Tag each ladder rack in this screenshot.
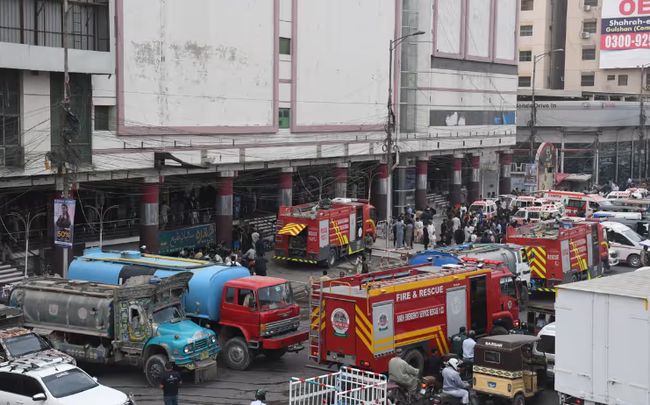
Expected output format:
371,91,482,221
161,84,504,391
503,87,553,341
308,277,323,362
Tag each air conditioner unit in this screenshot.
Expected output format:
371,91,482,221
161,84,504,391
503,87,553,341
645,84,650,90
584,5,591,11
581,32,591,39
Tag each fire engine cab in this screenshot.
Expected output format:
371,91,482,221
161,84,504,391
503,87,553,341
308,261,520,374
274,198,377,267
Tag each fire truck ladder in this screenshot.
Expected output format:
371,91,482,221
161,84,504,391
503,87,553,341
308,277,323,362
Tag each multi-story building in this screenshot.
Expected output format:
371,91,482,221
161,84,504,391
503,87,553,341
515,0,650,189
0,0,518,276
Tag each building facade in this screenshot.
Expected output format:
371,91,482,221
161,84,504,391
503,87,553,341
0,0,518,275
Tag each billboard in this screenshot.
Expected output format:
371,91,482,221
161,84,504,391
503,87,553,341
601,0,650,68
54,199,76,248
158,223,216,254
524,164,538,186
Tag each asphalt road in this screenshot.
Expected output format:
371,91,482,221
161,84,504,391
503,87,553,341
90,258,638,405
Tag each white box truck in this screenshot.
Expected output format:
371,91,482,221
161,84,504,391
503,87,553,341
555,271,650,405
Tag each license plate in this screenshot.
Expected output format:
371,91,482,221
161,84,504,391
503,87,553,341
420,388,426,395
200,351,209,360
488,382,497,388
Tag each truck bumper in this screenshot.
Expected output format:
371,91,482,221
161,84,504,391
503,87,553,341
260,330,309,350
179,355,217,371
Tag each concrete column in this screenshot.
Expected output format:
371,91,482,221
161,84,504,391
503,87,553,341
334,167,347,198
140,177,160,253
279,168,294,207
372,164,388,220
449,154,463,207
468,155,481,203
499,151,513,194
415,159,428,210
216,172,235,247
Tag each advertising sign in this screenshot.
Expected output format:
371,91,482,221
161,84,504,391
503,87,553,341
601,0,650,68
158,223,216,254
54,199,76,248
524,164,538,186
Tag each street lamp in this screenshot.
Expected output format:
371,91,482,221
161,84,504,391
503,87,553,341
86,204,119,250
530,48,564,158
385,30,425,247
9,212,46,278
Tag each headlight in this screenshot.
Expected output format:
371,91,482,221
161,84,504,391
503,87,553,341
183,344,192,354
210,335,217,344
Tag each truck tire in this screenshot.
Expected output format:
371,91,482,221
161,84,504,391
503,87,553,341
327,248,337,268
519,285,529,311
403,348,425,374
263,347,288,360
628,254,642,268
144,354,168,387
511,393,525,405
224,337,253,371
489,326,509,336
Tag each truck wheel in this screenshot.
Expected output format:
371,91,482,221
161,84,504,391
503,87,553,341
628,254,642,268
327,248,337,268
263,347,288,360
511,393,525,405
519,285,529,311
490,326,509,336
403,349,425,374
224,337,253,371
144,354,168,387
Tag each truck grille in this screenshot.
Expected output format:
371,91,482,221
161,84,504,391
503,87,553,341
193,338,208,352
266,315,300,336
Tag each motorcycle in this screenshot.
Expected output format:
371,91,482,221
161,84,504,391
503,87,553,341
387,378,437,405
431,389,480,405
442,354,472,382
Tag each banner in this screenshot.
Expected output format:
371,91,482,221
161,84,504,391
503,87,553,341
524,164,538,186
158,223,216,254
54,199,76,248
601,0,650,68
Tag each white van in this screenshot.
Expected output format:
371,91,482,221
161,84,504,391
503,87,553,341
600,221,650,267
533,322,555,379
468,200,497,219
543,190,610,217
513,206,561,225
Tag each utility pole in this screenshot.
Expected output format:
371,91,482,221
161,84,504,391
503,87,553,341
61,0,71,278
10,212,47,278
530,49,564,159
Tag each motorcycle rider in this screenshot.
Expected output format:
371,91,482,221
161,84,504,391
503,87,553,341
251,388,267,405
388,347,420,397
442,358,470,404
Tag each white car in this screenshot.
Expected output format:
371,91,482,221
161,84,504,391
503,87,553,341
0,357,134,405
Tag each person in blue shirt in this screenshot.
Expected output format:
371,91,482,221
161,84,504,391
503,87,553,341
160,362,182,405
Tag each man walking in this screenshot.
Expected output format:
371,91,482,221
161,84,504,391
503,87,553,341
160,362,182,405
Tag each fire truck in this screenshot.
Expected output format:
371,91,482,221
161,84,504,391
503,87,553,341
507,221,607,292
274,198,378,267
308,261,521,374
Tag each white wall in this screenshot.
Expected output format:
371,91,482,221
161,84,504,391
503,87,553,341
494,0,517,62
20,72,51,174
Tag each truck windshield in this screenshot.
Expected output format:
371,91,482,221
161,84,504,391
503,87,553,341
258,283,295,311
622,228,643,243
42,368,98,398
153,304,185,324
4,333,50,357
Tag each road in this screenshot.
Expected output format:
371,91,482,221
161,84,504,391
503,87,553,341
92,254,637,405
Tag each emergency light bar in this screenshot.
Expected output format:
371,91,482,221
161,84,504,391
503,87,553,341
460,257,504,266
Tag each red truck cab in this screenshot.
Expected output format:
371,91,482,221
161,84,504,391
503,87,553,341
218,276,308,370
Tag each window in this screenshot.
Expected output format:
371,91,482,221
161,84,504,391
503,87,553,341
238,289,256,310
519,50,532,61
646,72,650,85
528,211,540,219
0,373,44,397
583,20,597,33
518,76,532,87
618,74,628,86
612,232,633,246
225,287,236,304
536,335,555,354
521,0,534,10
0,69,21,168
500,277,518,299
280,38,291,55
567,199,586,209
94,106,110,131
520,25,533,36
584,0,598,6
484,351,501,364
582,48,596,60
279,108,291,129
607,75,616,81
581,74,595,86
41,369,98,398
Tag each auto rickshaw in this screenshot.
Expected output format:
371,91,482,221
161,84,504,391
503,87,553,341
472,335,546,405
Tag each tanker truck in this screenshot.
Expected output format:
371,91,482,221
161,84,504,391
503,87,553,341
68,249,309,371
8,272,219,387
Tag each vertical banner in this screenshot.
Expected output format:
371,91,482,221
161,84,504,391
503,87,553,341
54,199,76,248
524,164,538,186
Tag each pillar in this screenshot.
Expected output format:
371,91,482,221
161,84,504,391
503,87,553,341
449,154,463,207
468,155,481,203
279,168,294,207
372,164,388,220
500,151,513,195
415,159,428,210
140,177,160,253
334,166,348,198
216,172,235,247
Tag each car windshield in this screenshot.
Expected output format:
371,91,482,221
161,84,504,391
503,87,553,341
4,333,50,357
41,368,98,398
622,228,643,243
153,304,185,324
258,283,295,311
468,204,483,212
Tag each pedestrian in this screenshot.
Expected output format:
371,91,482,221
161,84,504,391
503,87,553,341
253,255,268,276
415,217,424,243
423,226,430,250
405,220,414,249
449,327,467,357
454,227,465,245
361,254,369,274
427,222,436,246
320,270,331,281
394,218,405,248
452,215,461,233
255,237,265,258
159,362,182,405
251,228,260,244
364,232,374,260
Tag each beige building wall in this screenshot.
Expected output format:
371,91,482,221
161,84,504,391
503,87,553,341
518,0,553,89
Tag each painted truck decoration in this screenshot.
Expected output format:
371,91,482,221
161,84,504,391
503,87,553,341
68,249,308,371
309,262,521,374
275,198,378,266
8,273,219,387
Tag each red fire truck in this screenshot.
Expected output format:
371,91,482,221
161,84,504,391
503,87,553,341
507,220,607,292
308,261,521,373
274,198,378,267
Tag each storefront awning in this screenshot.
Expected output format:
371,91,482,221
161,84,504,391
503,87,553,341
278,223,306,236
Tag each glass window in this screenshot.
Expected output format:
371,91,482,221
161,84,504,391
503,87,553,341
521,0,534,11
584,0,598,6
520,25,533,37
500,277,518,299
537,335,555,354
581,74,595,87
94,106,110,131
568,199,585,209
583,20,597,33
279,38,291,55
528,211,540,219
19,376,45,397
258,283,295,311
518,76,532,87
225,287,236,304
4,333,50,358
484,351,501,364
618,75,628,86
279,108,291,129
153,304,184,324
238,289,256,310
41,368,98,398
607,75,616,81
0,69,21,168
0,372,20,395
582,48,596,60
519,51,532,61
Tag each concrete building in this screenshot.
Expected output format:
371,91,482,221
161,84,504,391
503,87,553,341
0,0,518,276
